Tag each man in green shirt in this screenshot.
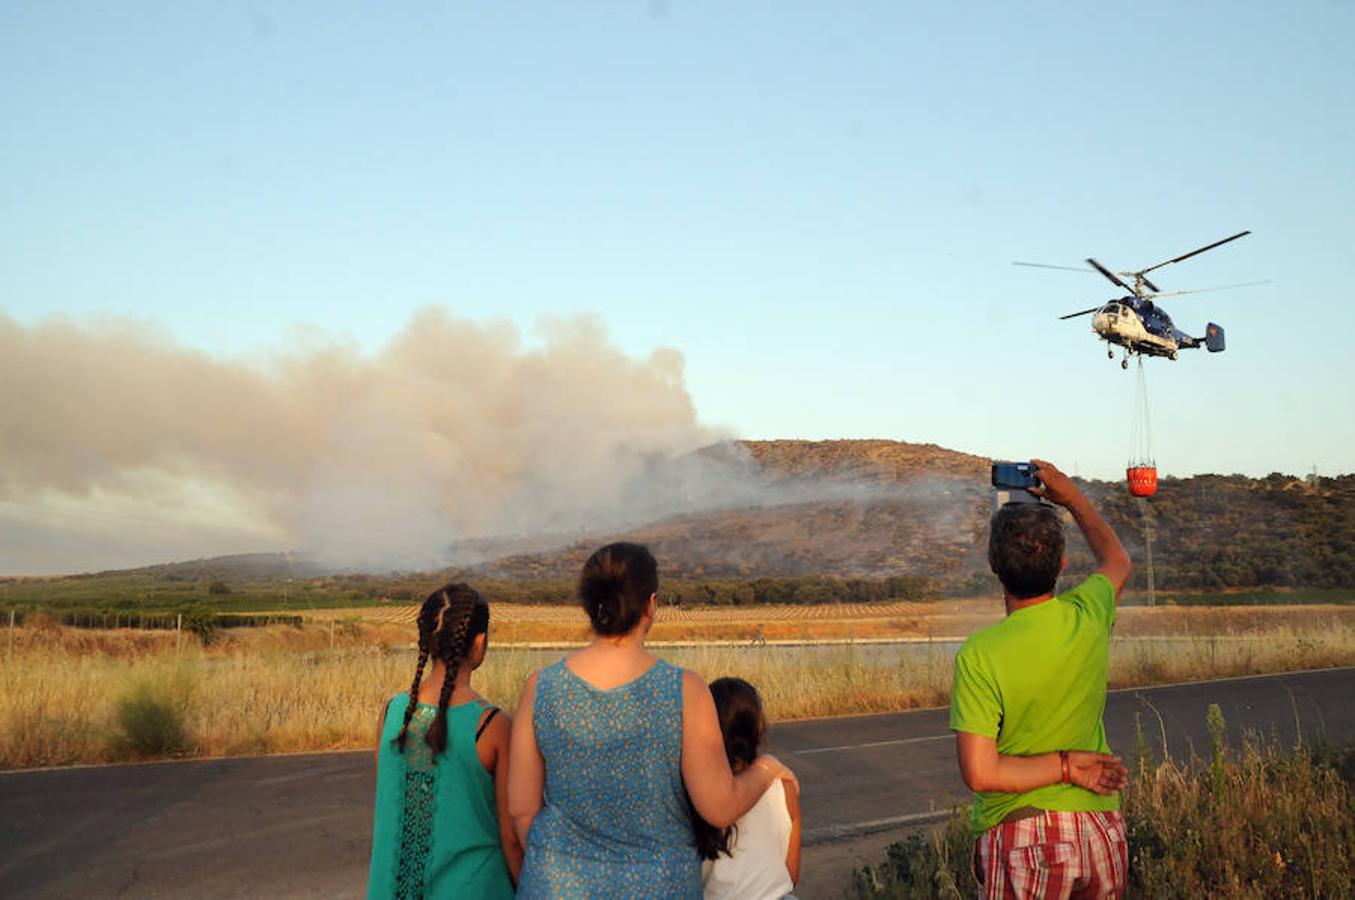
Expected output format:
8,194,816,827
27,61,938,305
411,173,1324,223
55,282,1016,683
950,460,1132,899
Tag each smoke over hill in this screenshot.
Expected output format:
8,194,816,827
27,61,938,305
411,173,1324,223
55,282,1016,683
0,308,992,576
0,308,716,573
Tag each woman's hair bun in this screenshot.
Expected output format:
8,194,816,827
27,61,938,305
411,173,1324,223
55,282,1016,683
578,542,658,637
580,571,624,628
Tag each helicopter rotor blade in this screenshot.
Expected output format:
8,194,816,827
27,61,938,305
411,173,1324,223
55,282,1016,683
1012,261,1095,273
1086,258,1133,292
1058,306,1104,320
1137,230,1251,276
1141,276,1161,292
1146,280,1269,299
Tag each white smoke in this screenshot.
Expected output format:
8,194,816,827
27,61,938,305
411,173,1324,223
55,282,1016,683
0,308,717,573
0,308,992,576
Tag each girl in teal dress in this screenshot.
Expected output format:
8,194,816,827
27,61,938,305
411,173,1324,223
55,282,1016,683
367,584,521,899
507,543,798,899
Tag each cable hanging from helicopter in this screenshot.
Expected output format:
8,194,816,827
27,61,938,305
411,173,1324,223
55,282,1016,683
1127,357,1157,497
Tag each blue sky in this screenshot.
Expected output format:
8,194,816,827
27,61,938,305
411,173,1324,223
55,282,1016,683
3,0,1352,487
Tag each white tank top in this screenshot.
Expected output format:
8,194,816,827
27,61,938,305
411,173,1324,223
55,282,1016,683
701,779,794,900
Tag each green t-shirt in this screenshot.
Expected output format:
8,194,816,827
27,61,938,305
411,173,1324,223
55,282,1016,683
949,574,1119,834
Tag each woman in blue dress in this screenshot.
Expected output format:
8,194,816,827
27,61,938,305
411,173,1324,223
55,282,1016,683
508,542,798,898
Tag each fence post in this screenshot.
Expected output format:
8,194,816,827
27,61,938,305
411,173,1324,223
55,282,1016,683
7,609,14,660
330,618,336,652
176,613,183,661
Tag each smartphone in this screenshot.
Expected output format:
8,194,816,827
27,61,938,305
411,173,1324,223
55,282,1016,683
991,461,1040,490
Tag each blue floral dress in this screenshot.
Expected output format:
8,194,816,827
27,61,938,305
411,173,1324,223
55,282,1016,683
517,658,701,899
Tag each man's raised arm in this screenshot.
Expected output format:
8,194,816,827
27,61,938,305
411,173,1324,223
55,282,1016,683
1030,459,1132,596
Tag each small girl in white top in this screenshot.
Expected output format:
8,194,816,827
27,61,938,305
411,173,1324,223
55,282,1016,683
693,677,802,900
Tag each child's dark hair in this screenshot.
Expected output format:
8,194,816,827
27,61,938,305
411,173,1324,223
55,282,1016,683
578,542,658,636
690,677,767,860
393,582,489,756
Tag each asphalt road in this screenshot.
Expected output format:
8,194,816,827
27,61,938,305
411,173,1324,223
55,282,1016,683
3,667,1353,899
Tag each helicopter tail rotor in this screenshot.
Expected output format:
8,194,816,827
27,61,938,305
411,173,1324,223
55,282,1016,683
1205,323,1226,353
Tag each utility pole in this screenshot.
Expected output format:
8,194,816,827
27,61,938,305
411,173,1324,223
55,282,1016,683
1138,497,1156,607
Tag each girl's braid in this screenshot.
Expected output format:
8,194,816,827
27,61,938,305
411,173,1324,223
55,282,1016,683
425,594,477,754
393,589,450,752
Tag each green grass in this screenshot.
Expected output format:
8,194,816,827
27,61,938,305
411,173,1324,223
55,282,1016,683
5,567,1350,626
0,573,380,614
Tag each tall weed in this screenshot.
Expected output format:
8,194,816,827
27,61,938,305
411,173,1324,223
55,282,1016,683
847,725,1355,899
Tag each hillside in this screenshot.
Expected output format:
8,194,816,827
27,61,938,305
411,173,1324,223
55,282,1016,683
729,439,990,483
468,439,991,581
468,443,1355,592
3,440,1353,610
471,490,990,582
1089,473,1355,591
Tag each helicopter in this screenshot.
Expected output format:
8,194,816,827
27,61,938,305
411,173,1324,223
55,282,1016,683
1015,230,1264,369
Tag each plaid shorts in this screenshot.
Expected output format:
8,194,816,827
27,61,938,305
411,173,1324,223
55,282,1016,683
973,810,1128,900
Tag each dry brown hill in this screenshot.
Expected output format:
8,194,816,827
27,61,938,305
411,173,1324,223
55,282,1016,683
10,440,1353,597
471,439,994,581
471,444,1355,592
733,439,990,483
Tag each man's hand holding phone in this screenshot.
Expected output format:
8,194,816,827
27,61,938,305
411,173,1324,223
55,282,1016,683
1028,459,1085,509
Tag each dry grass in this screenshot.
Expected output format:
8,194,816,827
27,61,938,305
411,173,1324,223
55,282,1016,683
847,724,1355,899
306,599,1355,645
311,600,943,644
3,609,1354,770
0,632,949,769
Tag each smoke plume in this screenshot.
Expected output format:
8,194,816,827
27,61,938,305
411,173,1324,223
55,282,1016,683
0,308,717,573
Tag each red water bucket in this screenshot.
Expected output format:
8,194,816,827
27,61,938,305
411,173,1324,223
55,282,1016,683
1127,465,1158,497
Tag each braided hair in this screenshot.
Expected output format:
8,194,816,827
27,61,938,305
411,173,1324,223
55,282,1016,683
393,583,490,755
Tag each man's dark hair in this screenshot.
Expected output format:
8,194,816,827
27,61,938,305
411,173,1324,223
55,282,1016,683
988,503,1066,599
